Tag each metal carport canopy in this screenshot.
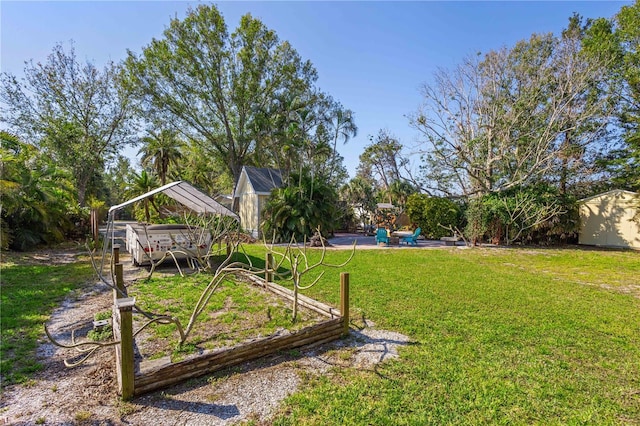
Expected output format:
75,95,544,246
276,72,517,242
108,181,238,219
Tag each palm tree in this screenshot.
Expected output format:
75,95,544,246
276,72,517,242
179,143,233,195
253,92,306,178
0,132,23,215
125,170,161,223
341,176,378,213
262,169,338,242
138,129,183,185
327,107,357,180
386,180,418,211
1,131,75,250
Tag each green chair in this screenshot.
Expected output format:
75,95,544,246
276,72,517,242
401,227,421,246
376,228,390,246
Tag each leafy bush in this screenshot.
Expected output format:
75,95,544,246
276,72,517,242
262,170,338,243
405,194,461,239
94,310,112,321
464,195,506,245
1,132,79,250
464,185,579,245
87,325,113,342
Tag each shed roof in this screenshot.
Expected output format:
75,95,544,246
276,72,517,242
108,181,238,219
578,189,638,204
242,166,283,194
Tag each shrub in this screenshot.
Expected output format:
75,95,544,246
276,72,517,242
405,194,461,239
262,170,338,243
464,195,507,245
464,185,578,245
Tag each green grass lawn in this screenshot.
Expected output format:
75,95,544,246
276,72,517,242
242,246,639,425
2,245,639,424
0,254,95,385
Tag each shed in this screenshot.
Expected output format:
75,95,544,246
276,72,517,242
578,189,640,249
234,166,283,239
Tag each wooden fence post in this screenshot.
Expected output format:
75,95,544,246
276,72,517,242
112,245,126,301
266,252,273,283
114,263,126,301
113,244,120,266
116,297,136,400
90,208,99,243
340,272,350,336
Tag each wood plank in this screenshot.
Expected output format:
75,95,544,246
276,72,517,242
244,274,341,317
134,318,344,394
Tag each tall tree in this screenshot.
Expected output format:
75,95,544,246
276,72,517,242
0,43,135,205
357,129,408,203
252,92,310,177
325,105,357,182
124,5,318,187
103,154,135,208
138,129,184,185
584,1,640,190
411,31,612,197
548,14,613,195
125,170,161,223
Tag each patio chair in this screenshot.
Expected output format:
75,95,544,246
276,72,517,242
375,228,390,246
401,227,421,246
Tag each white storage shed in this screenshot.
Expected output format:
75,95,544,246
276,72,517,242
578,189,640,249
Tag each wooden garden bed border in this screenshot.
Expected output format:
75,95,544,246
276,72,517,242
111,248,350,399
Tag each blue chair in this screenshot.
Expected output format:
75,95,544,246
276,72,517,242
401,227,421,246
375,228,390,246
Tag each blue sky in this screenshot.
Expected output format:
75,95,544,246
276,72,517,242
1,1,630,178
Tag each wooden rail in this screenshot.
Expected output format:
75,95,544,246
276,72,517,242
134,317,343,395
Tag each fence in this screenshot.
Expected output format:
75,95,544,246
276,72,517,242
111,247,350,399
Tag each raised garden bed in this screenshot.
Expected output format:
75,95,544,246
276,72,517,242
112,261,350,398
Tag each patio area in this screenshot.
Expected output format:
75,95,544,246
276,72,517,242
327,233,464,249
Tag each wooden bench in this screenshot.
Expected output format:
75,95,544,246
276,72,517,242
440,236,460,246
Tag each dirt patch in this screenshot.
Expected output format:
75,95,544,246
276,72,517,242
1,250,412,425
1,279,119,425
1,247,84,266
